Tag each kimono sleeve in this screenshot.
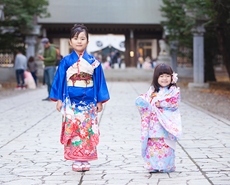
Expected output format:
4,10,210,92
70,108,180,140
93,63,110,103
159,88,180,111
135,96,151,157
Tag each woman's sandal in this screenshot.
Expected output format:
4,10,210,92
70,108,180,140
81,162,90,171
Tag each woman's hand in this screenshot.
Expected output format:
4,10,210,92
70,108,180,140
56,100,63,112
96,102,103,112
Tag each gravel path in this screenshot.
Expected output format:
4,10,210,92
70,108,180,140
180,81,230,121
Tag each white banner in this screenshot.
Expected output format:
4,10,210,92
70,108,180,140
87,34,125,53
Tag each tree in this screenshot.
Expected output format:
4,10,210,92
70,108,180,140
160,0,230,81
211,0,230,79
160,0,193,62
0,0,49,53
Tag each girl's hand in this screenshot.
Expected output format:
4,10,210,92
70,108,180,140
155,101,160,108
56,100,63,112
96,102,103,112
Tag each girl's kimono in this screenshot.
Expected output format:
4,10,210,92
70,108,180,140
135,86,182,172
50,51,110,161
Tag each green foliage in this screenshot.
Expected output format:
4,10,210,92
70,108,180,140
160,0,193,60
0,0,49,52
160,0,230,79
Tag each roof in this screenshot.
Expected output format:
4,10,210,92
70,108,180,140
38,0,165,24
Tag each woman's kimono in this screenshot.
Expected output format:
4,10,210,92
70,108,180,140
50,50,110,161
135,86,182,172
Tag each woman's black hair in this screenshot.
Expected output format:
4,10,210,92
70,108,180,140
151,63,176,92
70,24,89,41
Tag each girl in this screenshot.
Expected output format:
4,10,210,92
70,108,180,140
135,63,182,173
50,24,110,172
27,56,38,86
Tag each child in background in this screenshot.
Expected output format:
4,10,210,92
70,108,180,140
24,70,36,89
27,56,38,86
135,63,182,173
49,24,110,172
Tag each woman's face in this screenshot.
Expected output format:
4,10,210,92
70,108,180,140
158,73,171,87
69,31,88,55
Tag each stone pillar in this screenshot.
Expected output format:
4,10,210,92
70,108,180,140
25,36,36,58
129,29,135,67
188,24,209,88
194,32,204,83
24,25,44,84
124,34,130,67
0,5,5,21
24,25,41,58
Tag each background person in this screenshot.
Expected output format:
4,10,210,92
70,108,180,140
51,45,63,67
138,56,144,68
27,56,38,86
14,50,27,90
38,38,57,101
24,70,36,89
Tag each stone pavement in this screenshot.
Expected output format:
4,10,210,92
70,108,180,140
0,82,230,185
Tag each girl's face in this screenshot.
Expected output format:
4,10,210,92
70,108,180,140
69,31,89,55
158,73,171,87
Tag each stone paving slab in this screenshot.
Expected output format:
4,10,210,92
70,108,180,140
0,82,230,185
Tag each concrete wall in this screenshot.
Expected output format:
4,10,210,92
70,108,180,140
0,61,44,82
0,67,15,82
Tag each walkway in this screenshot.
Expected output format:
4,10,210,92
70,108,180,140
0,81,230,185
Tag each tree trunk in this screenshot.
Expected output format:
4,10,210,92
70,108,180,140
204,59,216,82
217,28,230,79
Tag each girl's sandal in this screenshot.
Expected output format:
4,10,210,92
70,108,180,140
82,162,90,171
72,162,83,172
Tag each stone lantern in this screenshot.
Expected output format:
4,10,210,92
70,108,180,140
157,39,171,67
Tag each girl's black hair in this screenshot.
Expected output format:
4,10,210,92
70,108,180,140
151,63,176,92
28,56,34,62
70,24,89,41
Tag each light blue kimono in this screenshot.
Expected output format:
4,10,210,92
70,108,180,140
135,86,182,172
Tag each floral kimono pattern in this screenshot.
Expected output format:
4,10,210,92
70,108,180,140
135,86,182,172
61,100,99,161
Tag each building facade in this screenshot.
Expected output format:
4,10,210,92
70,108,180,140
37,0,165,67
0,0,166,83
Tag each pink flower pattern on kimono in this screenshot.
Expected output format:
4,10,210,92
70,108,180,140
61,102,100,161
